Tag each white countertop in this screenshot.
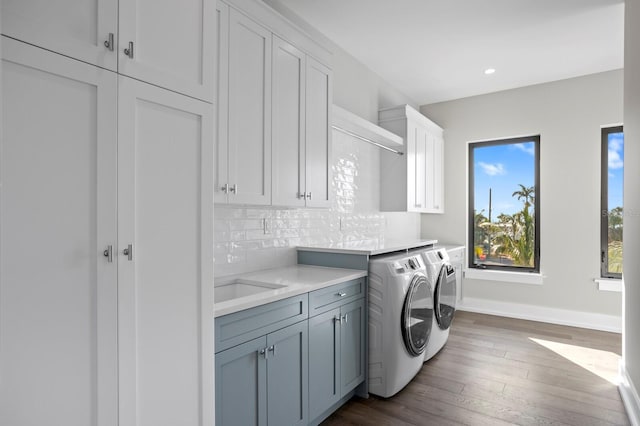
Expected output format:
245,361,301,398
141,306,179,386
296,238,438,256
214,265,367,317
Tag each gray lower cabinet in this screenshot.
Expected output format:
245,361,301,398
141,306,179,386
214,278,366,426
215,295,309,426
308,297,365,423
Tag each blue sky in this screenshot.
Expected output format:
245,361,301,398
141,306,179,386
608,131,624,210
473,141,536,218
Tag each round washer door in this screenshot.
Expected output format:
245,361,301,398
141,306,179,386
401,273,433,357
435,263,457,330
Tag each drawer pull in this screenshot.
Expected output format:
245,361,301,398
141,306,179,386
268,345,276,357
342,313,348,324
336,292,347,297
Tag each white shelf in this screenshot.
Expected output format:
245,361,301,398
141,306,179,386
332,104,403,151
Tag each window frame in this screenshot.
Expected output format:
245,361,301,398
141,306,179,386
600,125,623,279
468,135,541,273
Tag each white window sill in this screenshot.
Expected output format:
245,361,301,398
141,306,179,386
464,268,544,285
594,278,622,292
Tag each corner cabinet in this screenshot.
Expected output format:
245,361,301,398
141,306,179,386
1,0,215,101
215,0,332,207
378,105,445,213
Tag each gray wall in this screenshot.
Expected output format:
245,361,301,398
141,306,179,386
623,0,640,409
420,70,623,316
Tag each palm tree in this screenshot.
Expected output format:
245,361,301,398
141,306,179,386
512,184,535,209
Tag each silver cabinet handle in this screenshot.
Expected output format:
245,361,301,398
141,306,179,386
336,292,347,297
342,313,348,324
103,245,113,263
123,244,133,261
104,33,114,51
229,184,237,194
298,192,306,199
268,345,276,357
306,192,312,200
333,315,342,324
124,41,134,58
259,348,267,359
221,183,229,194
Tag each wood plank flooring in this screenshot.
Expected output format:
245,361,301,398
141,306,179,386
322,311,629,426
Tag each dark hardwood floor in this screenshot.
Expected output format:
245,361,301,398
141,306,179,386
322,311,628,426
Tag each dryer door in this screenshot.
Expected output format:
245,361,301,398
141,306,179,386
435,263,457,330
401,273,433,357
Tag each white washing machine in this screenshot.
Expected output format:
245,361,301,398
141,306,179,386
368,251,433,398
421,248,457,362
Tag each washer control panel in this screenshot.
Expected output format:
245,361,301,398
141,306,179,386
393,256,423,274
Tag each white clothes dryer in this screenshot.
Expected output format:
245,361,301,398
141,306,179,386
421,248,457,362
368,251,433,398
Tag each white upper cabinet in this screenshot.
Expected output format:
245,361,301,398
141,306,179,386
216,4,272,205
1,36,118,426
1,0,215,101
271,37,332,208
118,0,215,101
304,56,332,208
217,0,332,207
272,35,306,207
379,104,445,213
1,0,118,71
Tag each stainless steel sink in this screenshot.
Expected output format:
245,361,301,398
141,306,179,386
214,280,286,303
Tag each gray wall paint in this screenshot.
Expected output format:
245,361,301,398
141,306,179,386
624,0,640,402
420,70,623,316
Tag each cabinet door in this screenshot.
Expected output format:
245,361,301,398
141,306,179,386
117,76,214,426
1,0,118,71
0,37,118,426
308,308,341,421
215,336,267,426
266,321,309,426
227,9,272,205
415,124,428,212
214,0,230,204
272,36,306,207
118,0,215,101
432,134,444,213
305,57,332,208
405,122,419,211
340,298,366,396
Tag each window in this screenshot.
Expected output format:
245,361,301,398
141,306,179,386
601,126,623,279
468,136,540,272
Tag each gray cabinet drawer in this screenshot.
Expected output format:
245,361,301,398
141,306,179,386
309,278,365,316
215,294,308,353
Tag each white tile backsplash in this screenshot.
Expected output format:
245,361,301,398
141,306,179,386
214,129,419,277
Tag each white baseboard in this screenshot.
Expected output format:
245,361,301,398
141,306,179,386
620,363,640,426
457,297,622,333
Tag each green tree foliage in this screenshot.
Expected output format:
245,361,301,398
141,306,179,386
475,184,536,267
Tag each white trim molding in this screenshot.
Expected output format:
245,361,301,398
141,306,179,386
619,362,640,426
594,277,623,292
458,297,622,333
464,268,544,285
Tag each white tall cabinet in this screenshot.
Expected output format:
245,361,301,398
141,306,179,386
1,0,215,101
1,36,119,426
378,104,445,213
1,12,214,426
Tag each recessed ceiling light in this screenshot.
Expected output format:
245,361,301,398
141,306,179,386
484,68,496,75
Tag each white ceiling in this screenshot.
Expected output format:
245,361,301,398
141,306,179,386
274,0,624,105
